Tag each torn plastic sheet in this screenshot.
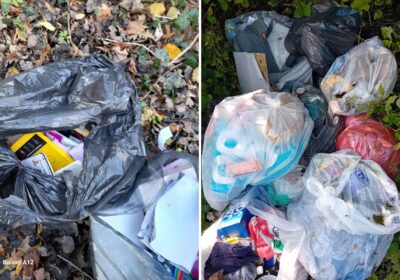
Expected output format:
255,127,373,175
91,216,174,280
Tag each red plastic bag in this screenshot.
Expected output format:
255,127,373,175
336,114,400,179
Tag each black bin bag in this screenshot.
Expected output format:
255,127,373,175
285,0,360,77
0,55,146,227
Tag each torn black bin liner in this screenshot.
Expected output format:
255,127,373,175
285,0,360,77
0,55,146,227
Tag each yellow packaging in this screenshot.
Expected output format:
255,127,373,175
11,132,74,172
222,236,253,244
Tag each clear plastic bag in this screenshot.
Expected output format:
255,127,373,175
287,150,400,279
336,114,400,179
202,90,313,210
201,186,308,280
321,37,397,115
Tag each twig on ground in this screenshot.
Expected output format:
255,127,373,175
155,15,174,20
100,38,156,56
168,33,199,66
57,255,94,280
66,0,84,56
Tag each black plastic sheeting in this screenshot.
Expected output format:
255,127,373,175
0,55,146,227
285,0,360,77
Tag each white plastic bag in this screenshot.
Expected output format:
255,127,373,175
202,90,313,210
201,186,308,280
321,37,397,115
287,150,400,280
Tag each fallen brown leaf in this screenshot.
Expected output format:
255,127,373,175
128,58,137,75
33,268,45,280
44,0,56,14
126,21,146,36
96,4,113,21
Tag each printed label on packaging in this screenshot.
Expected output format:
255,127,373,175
21,153,54,175
15,134,46,160
226,160,261,176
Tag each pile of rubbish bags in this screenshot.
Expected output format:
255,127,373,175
0,55,199,279
202,1,400,279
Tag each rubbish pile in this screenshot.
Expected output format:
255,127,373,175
0,55,199,279
202,1,400,279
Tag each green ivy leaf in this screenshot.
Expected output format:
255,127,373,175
395,131,400,142
385,95,397,113
294,1,311,19
381,26,393,41
207,15,217,25
173,11,191,30
218,0,228,11
154,48,170,66
351,0,370,14
183,53,199,68
373,10,383,20
233,0,249,8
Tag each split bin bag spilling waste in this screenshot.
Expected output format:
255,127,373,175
0,55,146,226
0,55,200,279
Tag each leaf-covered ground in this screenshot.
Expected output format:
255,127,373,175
0,0,199,279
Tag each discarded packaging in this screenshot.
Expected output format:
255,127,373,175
11,132,75,172
92,151,199,279
202,89,313,210
226,11,313,92
201,186,308,280
321,37,397,115
288,150,400,279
